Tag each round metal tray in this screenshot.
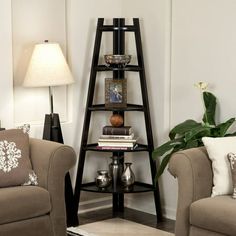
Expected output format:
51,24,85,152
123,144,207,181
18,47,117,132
104,54,131,66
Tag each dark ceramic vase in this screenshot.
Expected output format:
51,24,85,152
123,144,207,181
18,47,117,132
109,156,123,190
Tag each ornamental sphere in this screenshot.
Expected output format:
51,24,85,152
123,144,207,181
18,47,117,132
110,114,124,127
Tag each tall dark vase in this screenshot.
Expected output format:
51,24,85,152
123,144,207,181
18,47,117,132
109,156,123,191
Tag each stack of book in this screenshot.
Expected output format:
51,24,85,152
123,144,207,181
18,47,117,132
96,126,138,150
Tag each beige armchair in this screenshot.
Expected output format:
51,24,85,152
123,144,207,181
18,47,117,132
169,147,236,236
0,138,76,236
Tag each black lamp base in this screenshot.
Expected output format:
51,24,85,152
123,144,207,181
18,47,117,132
43,113,63,142
43,113,79,226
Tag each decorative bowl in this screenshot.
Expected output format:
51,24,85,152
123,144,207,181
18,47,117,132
104,54,131,66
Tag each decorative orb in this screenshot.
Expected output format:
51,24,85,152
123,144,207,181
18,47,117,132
110,114,124,127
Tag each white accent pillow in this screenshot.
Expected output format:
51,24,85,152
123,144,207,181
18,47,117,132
202,136,236,197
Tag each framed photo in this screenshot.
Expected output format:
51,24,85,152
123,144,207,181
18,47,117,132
105,78,127,108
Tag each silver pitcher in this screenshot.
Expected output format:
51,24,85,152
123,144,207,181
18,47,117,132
95,170,111,189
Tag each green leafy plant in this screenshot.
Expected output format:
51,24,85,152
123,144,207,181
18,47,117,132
152,83,236,179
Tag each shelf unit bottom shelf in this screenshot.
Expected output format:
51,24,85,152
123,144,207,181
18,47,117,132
80,181,155,193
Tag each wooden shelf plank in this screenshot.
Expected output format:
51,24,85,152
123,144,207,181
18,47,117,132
81,181,155,193
99,25,136,32
84,143,150,152
88,104,144,112
95,65,142,72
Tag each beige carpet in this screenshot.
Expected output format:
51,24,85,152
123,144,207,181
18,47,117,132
68,218,174,236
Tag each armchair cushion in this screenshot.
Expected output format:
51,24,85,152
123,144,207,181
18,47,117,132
0,186,50,225
190,195,236,236
0,129,38,187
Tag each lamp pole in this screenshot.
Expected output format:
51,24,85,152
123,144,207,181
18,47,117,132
49,86,54,114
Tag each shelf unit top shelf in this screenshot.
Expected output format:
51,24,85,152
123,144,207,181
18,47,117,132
81,181,155,193
99,25,136,32
88,104,144,112
95,65,142,72
84,143,150,152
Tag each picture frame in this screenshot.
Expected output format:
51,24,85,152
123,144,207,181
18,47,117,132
105,78,127,108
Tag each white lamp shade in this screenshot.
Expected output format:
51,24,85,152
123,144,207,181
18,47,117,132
23,42,74,87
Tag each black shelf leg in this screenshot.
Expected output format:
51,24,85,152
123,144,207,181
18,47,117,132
112,18,125,214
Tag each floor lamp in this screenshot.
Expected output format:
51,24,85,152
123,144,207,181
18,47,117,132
23,41,78,226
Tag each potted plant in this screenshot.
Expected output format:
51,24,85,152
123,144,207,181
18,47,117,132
152,82,236,179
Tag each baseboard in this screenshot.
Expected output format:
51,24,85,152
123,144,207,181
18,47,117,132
163,206,176,220
123,202,176,220
78,196,112,214
124,194,176,220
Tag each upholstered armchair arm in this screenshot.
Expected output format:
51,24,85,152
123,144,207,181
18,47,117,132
29,138,76,236
168,147,213,236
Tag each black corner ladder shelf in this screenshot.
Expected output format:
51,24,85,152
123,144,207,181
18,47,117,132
73,18,162,225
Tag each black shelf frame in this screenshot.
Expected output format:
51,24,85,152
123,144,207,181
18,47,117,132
73,18,162,226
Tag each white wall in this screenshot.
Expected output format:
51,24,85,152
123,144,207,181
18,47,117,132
171,0,236,126
0,1,14,128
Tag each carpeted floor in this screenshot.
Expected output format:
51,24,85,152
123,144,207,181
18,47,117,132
67,218,174,236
